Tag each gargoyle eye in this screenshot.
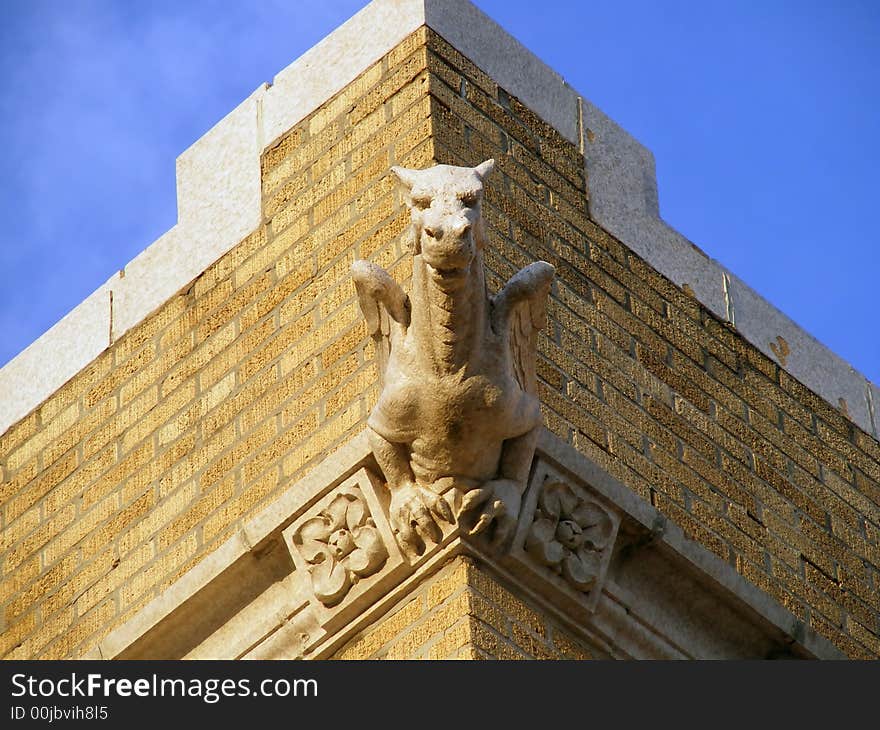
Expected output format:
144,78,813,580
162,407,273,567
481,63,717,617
459,191,479,207
412,196,431,210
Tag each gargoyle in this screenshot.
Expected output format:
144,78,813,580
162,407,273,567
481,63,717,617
351,159,554,559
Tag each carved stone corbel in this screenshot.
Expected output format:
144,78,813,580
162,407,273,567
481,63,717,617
510,458,621,613
282,468,407,630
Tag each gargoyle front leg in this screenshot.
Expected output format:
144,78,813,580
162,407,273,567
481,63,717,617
367,427,454,559
462,426,538,549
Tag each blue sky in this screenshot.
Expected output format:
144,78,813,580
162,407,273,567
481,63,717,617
0,0,877,385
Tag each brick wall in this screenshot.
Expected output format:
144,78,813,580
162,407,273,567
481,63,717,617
1,26,879,659
333,557,596,659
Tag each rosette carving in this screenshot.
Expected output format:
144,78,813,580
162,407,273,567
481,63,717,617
525,482,615,592
294,488,387,607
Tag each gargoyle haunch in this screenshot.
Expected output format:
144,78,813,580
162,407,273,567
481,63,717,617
352,159,554,559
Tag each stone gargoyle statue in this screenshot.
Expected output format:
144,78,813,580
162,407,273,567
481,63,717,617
351,159,554,559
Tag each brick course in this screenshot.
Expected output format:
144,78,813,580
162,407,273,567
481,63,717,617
333,557,596,660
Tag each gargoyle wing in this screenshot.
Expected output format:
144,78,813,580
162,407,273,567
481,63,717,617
492,261,555,395
351,260,410,387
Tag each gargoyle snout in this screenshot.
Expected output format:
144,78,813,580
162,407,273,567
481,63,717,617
424,221,471,241
422,217,475,271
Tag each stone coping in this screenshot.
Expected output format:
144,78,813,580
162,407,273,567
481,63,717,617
1,0,877,440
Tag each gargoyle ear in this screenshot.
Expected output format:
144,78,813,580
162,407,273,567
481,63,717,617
390,165,418,191
474,158,495,181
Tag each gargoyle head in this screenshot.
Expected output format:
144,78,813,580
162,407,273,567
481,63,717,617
391,159,494,287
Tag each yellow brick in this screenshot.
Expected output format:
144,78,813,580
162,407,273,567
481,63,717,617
320,322,367,370
151,433,197,492
5,450,78,524
349,47,427,126
1,456,39,514
265,121,341,198
42,491,118,567
4,552,78,625
0,609,36,658
0,411,38,457
25,603,75,658
425,560,470,608
456,645,481,660
120,534,198,609
280,434,323,478
261,126,304,177
335,636,377,660
76,541,154,617
2,503,75,576
466,591,511,639
0,553,41,606
123,380,197,454
120,334,193,407
159,475,235,551
394,117,432,161
81,489,157,559
313,153,390,226
84,385,157,460
354,173,397,217
241,313,313,384
83,439,154,510
358,210,408,260
405,590,470,651
310,402,364,456
427,617,471,660
41,596,115,660
0,504,40,553
465,562,546,638
118,480,197,556
387,26,427,69
425,29,496,95
469,619,525,660
308,80,362,136
510,622,555,659
551,630,593,660
366,596,425,650
5,427,48,474
397,135,436,169
84,344,154,409
264,169,311,220
39,550,116,621
45,398,115,471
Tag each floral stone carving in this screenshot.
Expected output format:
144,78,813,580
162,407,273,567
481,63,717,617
292,487,387,607
525,482,615,592
351,160,554,560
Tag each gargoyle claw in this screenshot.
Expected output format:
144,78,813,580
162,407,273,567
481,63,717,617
390,484,453,559
461,478,521,550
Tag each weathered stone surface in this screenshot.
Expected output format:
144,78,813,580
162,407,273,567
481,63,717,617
352,160,554,559
283,468,408,632
520,471,619,602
